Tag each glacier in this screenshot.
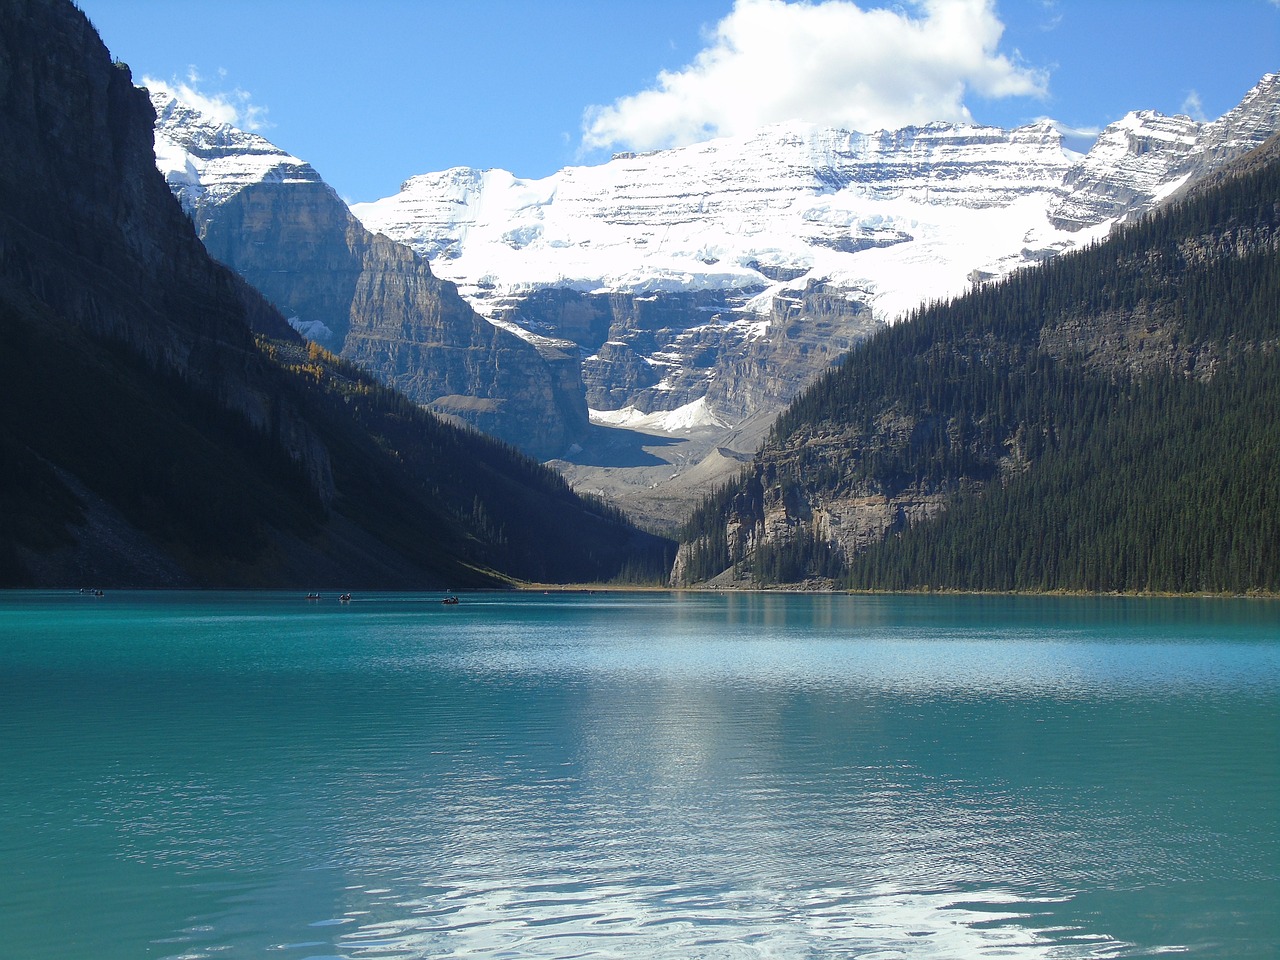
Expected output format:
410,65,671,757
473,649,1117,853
353,74,1280,339
351,119,1088,327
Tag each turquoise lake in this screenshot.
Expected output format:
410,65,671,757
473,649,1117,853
1,590,1276,959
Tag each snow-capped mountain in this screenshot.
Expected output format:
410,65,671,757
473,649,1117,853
352,119,1080,327
349,74,1278,447
358,75,1280,312
349,119,1089,461
149,74,1280,529
150,89,592,460
152,91,323,218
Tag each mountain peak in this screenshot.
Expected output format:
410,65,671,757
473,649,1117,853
150,88,327,214
1195,70,1280,160
353,114,1076,326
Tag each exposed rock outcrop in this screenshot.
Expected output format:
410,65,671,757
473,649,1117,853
496,283,880,426
151,92,588,459
1048,73,1280,231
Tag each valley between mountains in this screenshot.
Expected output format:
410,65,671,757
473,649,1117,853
152,73,1280,536
3,0,1278,592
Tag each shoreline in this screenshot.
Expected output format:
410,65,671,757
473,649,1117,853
517,582,1280,601
3,584,1276,602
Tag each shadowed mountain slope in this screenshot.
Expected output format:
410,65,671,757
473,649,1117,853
0,0,671,588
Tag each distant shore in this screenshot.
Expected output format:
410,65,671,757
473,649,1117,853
516,582,1280,600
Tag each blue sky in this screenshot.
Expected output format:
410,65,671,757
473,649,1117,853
82,0,1279,204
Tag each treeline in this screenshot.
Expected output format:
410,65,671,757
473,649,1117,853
678,142,1280,593
846,350,1280,593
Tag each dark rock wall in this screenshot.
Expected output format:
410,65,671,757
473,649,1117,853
0,0,334,501
498,284,881,423
192,178,589,459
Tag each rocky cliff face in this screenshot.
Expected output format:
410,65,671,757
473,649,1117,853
0,0,340,582
0,0,334,504
151,92,588,459
340,228,588,450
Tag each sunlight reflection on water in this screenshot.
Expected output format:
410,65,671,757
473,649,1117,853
0,591,1276,959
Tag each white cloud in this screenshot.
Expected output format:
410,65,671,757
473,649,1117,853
582,0,1047,153
1180,89,1207,121
1041,118,1099,140
142,68,269,131
1037,0,1063,31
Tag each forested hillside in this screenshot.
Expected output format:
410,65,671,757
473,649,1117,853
677,136,1280,593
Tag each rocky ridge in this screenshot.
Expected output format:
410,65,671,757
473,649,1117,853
1048,74,1280,230
151,91,588,458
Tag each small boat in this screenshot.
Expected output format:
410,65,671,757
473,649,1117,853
339,593,352,603
441,595,460,605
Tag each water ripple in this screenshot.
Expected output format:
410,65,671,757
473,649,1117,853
2,591,1275,959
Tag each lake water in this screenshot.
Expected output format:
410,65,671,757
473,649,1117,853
1,590,1276,959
